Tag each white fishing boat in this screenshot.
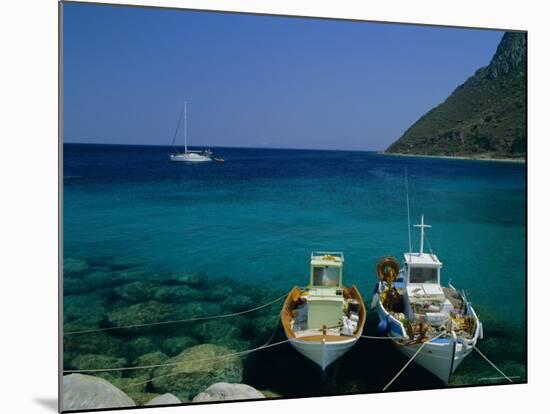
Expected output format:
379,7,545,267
281,252,366,370
372,215,483,385
169,101,213,162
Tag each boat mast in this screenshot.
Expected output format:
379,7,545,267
413,214,431,255
184,100,188,154
170,101,186,154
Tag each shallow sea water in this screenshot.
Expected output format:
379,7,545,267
63,144,526,401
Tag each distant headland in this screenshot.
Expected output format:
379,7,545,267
386,32,526,161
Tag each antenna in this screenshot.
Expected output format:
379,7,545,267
405,168,412,254
413,214,431,255
184,100,188,154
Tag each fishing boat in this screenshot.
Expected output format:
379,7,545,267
281,252,366,370
169,101,213,162
372,215,483,385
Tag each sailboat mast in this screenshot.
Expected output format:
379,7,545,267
184,100,188,154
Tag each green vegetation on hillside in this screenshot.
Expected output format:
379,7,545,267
386,32,526,159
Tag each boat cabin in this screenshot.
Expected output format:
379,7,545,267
309,252,343,288
281,251,365,340
400,216,455,325
307,252,345,330
403,252,442,286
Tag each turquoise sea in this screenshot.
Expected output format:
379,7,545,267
63,144,526,402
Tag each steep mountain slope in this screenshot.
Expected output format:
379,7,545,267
386,32,526,159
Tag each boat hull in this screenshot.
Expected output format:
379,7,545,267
170,153,212,162
374,291,478,385
281,285,366,371
289,336,358,370
395,337,472,384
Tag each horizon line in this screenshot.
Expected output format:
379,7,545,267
63,141,386,153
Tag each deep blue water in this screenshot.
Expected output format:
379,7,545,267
63,144,526,395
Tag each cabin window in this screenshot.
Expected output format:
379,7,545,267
312,266,340,286
409,266,438,284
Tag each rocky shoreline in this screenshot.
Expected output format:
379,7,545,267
63,374,267,411
382,151,525,163
63,256,283,407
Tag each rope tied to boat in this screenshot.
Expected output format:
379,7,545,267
63,339,289,375
64,292,288,335
131,338,289,388
473,345,513,383
64,317,285,382
382,331,446,391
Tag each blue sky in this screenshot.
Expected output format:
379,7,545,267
63,2,504,151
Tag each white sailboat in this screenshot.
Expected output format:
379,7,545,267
169,101,213,162
281,252,366,370
372,215,483,385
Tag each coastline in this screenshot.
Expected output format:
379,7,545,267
381,151,525,164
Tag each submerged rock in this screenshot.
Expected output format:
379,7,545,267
63,373,135,410
161,335,198,357
152,344,243,401
70,354,127,380
129,351,169,378
209,284,234,301
154,285,203,303
107,301,175,328
222,294,253,311
64,258,90,275
169,271,208,287
63,294,107,332
129,336,159,357
193,320,249,351
107,374,153,406
250,314,279,342
113,266,154,282
178,301,223,319
64,332,129,361
145,393,182,406
114,281,160,303
192,383,265,402
64,269,128,295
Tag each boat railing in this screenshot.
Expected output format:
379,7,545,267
462,302,481,344
311,251,344,261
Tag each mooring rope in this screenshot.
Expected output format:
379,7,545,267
63,338,289,375
382,332,445,391
64,317,285,375
473,345,513,383
131,339,289,388
64,293,288,335
127,318,285,388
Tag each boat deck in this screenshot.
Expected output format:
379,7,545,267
294,327,341,338
281,285,366,342
294,334,356,342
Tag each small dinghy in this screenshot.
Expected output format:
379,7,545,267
372,215,483,385
281,252,366,370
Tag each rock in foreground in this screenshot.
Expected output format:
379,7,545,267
192,383,266,402
63,374,135,411
152,344,242,401
145,393,182,406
